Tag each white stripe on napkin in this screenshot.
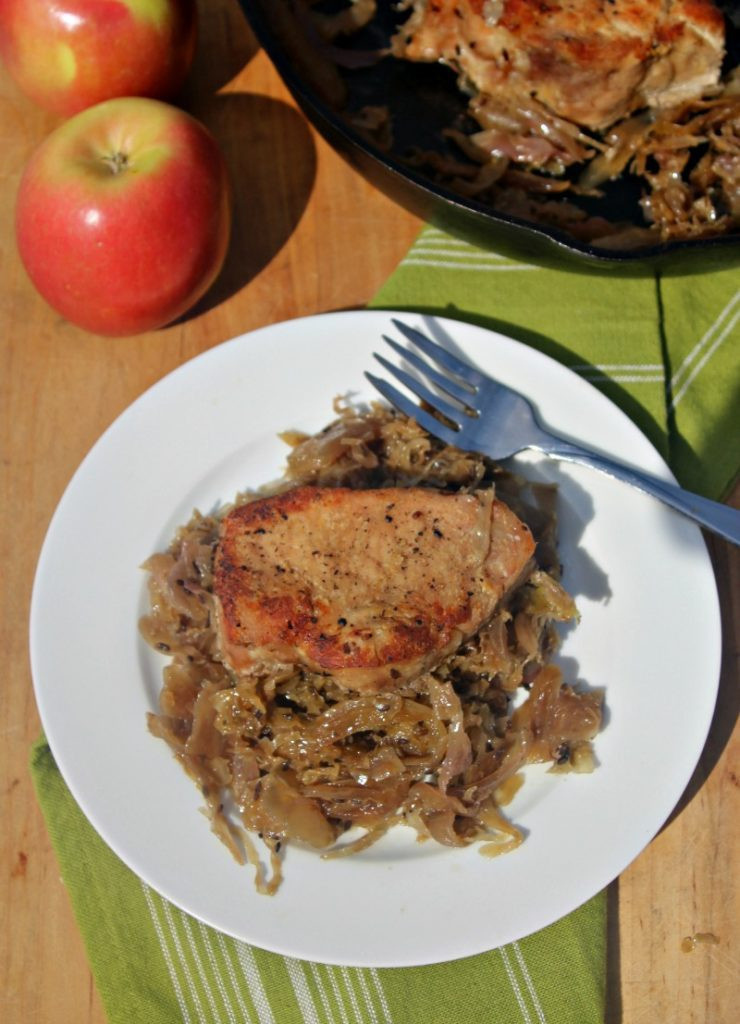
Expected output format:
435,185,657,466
142,878,394,1024
402,257,538,272
144,881,280,1024
410,247,527,262
670,289,740,410
404,228,537,271
196,920,240,1024
340,966,369,1023
308,962,337,1023
234,941,276,1024
214,929,257,1024
159,897,210,1021
369,969,394,1022
356,969,383,1024
286,958,322,1024
142,883,193,1024
575,368,665,384
512,942,548,1024
326,966,353,1024
499,945,534,1024
571,363,663,372
181,913,225,1021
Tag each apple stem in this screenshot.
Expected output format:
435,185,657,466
103,152,129,175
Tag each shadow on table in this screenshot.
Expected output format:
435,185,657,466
605,881,623,1024
184,0,260,99
179,91,317,320
605,502,738,1024
664,521,739,830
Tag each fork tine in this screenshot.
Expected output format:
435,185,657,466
391,319,486,387
364,372,461,447
381,335,476,407
372,353,469,428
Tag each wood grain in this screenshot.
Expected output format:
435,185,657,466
1,3,737,1022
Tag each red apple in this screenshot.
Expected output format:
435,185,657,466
0,0,197,117
15,96,230,336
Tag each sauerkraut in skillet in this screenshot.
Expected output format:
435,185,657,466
141,405,602,893
289,0,739,247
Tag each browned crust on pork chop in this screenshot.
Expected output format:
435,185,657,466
213,486,535,692
393,0,725,132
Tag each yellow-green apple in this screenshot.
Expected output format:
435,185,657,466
0,0,197,117
15,96,230,336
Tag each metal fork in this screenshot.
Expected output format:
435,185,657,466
365,319,740,546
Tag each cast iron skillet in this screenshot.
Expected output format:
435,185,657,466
238,0,740,270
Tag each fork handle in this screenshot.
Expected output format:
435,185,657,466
540,441,740,546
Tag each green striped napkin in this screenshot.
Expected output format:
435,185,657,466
31,226,739,1024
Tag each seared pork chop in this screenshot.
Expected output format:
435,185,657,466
393,0,725,132
213,485,535,692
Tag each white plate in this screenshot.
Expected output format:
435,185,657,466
30,311,721,967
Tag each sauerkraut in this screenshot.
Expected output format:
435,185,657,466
141,405,602,893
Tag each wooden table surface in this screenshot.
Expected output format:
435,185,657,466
1,3,737,1022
